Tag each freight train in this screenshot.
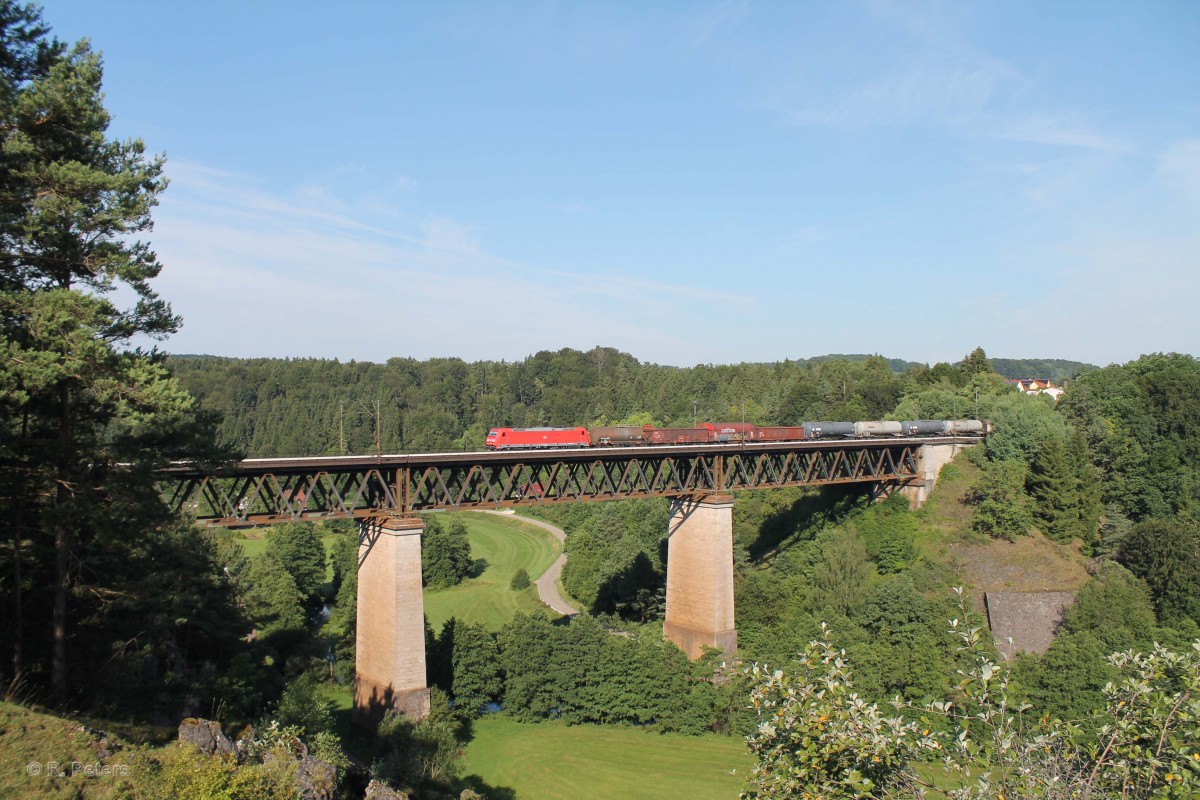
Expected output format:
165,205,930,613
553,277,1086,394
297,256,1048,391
484,419,991,450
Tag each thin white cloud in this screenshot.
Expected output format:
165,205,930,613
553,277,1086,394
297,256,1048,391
770,5,1121,156
1158,139,1200,198
686,0,751,46
783,60,1005,129
148,159,743,364
995,113,1129,153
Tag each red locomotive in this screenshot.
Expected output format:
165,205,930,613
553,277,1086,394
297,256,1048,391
485,427,591,450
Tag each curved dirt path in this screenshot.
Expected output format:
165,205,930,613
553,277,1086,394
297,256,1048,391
485,510,578,617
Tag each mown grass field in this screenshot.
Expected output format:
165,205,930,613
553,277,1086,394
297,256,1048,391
461,716,752,800
424,512,560,632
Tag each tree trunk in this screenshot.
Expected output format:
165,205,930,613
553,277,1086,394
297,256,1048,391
10,525,22,686
51,380,71,707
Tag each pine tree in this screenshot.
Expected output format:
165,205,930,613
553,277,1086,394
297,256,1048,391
959,346,993,377
1069,427,1102,546
0,2,226,703
1028,435,1076,542
266,522,327,602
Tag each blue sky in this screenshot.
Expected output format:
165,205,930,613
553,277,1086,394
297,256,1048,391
43,1,1200,367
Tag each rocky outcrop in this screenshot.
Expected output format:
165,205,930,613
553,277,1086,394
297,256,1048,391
177,718,236,757
177,717,339,800
365,779,411,800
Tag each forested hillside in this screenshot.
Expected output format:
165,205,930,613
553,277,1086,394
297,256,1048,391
167,348,1019,457
990,357,1097,382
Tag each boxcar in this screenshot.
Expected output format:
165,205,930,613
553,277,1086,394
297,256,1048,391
709,422,757,442
646,426,713,445
753,426,808,442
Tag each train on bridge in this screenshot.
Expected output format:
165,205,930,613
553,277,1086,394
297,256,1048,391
485,419,991,450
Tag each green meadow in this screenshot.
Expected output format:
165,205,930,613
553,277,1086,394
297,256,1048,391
423,512,560,632
461,716,752,800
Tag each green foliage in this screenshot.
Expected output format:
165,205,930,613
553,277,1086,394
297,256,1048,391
1097,502,1134,556
849,576,953,704
808,532,876,619
547,498,669,616
850,493,919,573
742,626,922,799
744,592,1200,800
325,529,358,683
0,1,237,708
137,745,297,800
242,555,306,638
966,459,1033,540
265,523,327,601
1118,516,1200,625
990,358,1096,382
327,525,358,596
1060,353,1200,519
496,612,715,733
1024,428,1103,545
1014,629,1118,730
448,620,502,719
1061,562,1157,651
421,515,473,589
373,688,464,795
274,672,335,737
1027,434,1082,543
959,346,993,377
509,567,531,590
981,390,1071,463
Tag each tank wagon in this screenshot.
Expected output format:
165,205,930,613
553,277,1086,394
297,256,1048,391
485,420,991,450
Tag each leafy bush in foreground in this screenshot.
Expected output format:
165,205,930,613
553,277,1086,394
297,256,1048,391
743,589,1200,799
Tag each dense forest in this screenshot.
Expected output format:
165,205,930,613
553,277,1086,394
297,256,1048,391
166,349,1095,458
1,2,1197,796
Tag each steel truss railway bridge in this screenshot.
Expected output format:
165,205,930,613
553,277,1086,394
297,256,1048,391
160,437,976,723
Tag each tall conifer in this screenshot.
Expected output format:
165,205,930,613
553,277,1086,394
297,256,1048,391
0,1,225,703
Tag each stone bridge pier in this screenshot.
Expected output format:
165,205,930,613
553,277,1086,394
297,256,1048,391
353,516,430,726
901,441,973,508
663,495,737,660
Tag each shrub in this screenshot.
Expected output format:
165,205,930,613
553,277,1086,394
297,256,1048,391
510,568,531,590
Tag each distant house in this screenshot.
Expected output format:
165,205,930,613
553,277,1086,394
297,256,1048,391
1006,378,1065,400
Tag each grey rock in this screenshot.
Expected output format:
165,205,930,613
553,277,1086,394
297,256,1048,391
177,718,236,757
295,755,338,800
365,779,410,800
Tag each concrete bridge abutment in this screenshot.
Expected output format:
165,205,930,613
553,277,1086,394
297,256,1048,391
901,442,973,508
663,495,737,660
353,516,431,727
